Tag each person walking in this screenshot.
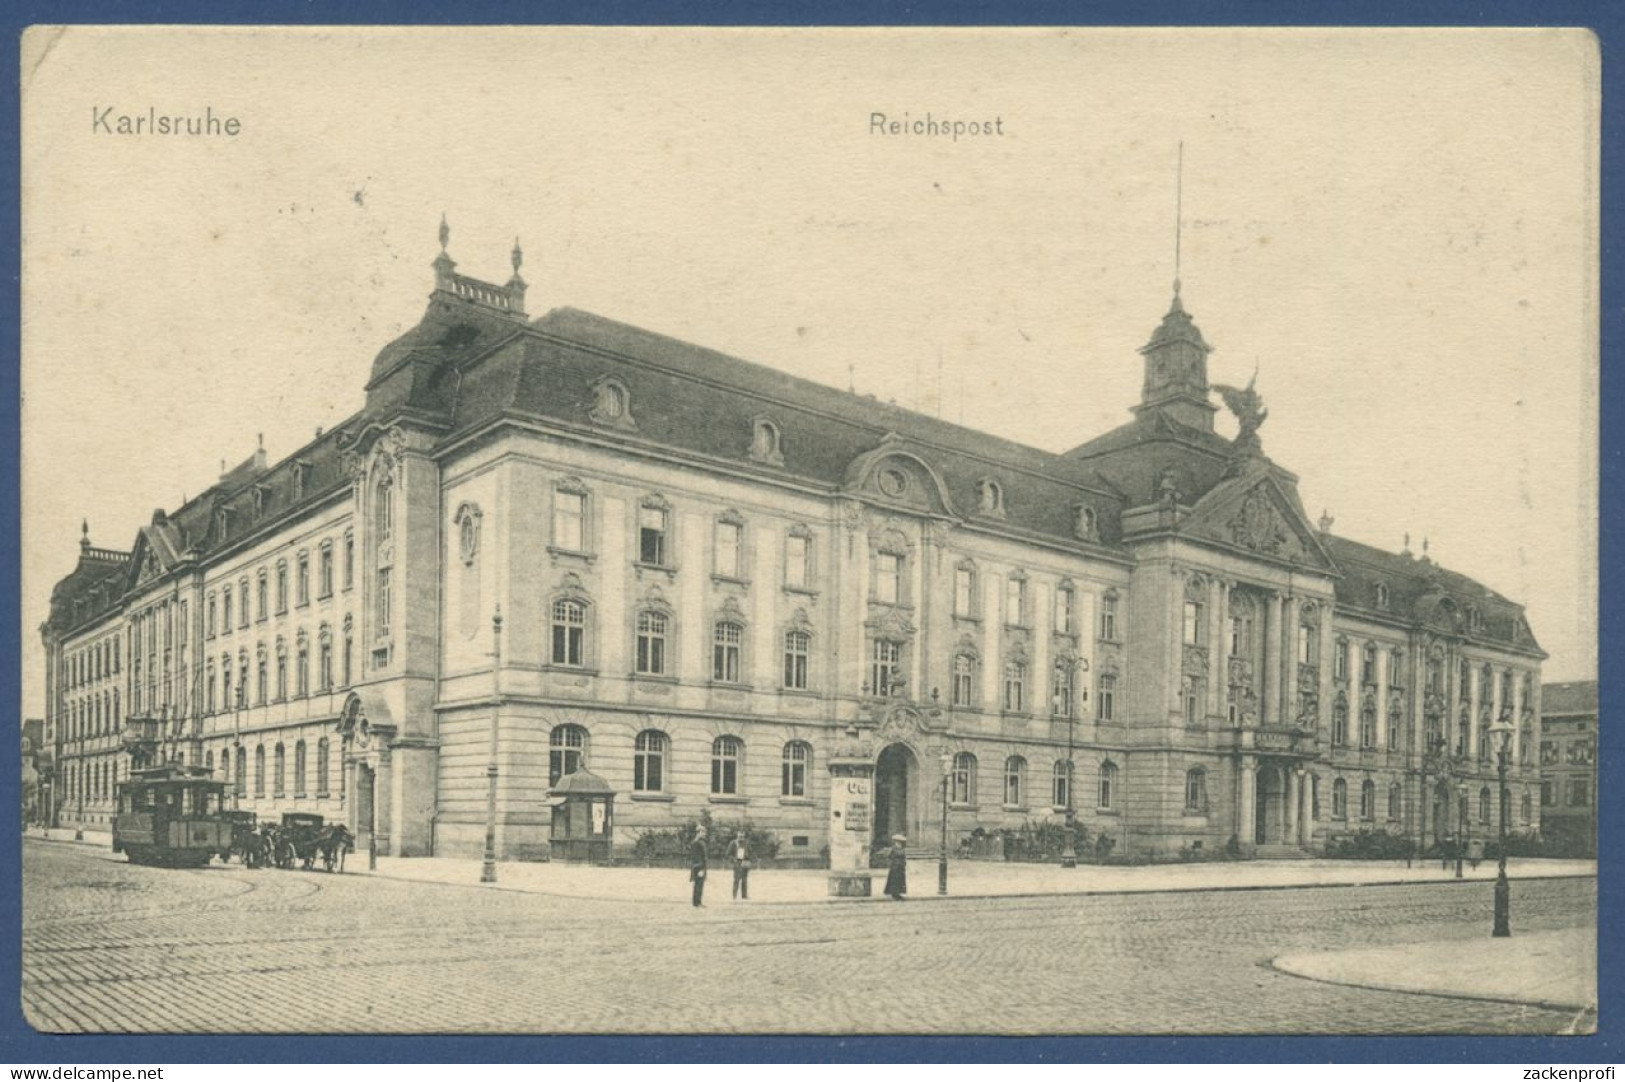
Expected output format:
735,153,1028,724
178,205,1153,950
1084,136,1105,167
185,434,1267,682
884,834,908,901
689,826,709,908
730,829,752,901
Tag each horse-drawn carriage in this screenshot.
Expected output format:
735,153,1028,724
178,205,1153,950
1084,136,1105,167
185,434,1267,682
221,810,354,872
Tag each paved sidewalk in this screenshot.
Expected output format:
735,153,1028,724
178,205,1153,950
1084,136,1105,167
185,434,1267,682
1273,926,1597,1012
30,827,1593,905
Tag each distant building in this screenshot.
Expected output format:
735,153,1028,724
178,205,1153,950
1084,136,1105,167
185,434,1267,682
21,717,44,826
1538,680,1596,855
39,223,1546,859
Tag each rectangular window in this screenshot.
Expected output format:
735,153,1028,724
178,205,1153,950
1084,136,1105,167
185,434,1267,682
1006,577,1025,625
955,568,975,617
783,631,810,690
635,612,667,676
1182,601,1203,646
712,623,742,683
343,533,355,590
1003,662,1025,713
551,601,585,667
785,534,811,589
319,641,332,691
376,568,392,634
874,552,902,605
554,490,586,552
222,588,233,633
276,564,288,612
297,554,310,606
1100,596,1118,640
634,735,664,793
257,573,268,620
238,582,249,628
1051,664,1073,717
1570,779,1590,806
953,655,975,708
1055,587,1075,635
715,521,742,578
870,639,901,696
639,506,667,566
1229,617,1243,657
1097,677,1115,721
319,545,334,598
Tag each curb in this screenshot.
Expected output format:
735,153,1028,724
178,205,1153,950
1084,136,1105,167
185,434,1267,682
1267,951,1598,1014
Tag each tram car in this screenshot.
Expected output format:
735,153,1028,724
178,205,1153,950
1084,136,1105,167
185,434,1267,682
112,764,232,867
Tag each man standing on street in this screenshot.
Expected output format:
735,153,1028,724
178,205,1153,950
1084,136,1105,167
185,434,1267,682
730,829,752,901
690,826,709,907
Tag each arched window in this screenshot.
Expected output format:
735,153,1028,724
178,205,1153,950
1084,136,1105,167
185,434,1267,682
1520,790,1532,824
1360,642,1377,685
1479,786,1492,824
1098,761,1118,810
782,630,810,690
275,640,288,701
316,737,331,797
1004,756,1027,807
870,639,902,697
1334,637,1349,680
1388,783,1402,820
551,599,587,668
634,730,667,794
1332,694,1349,746
294,740,307,797
1359,699,1377,749
235,746,247,796
1359,779,1375,820
750,417,783,465
951,752,977,805
1375,582,1390,609
296,634,310,697
782,741,812,798
712,621,743,683
1002,659,1027,713
635,610,668,676
276,560,289,613
1389,648,1405,687
1331,777,1348,818
549,724,588,786
711,736,743,796
952,653,976,708
1052,761,1071,809
253,745,266,798
1185,768,1207,813
256,647,268,705
273,743,286,797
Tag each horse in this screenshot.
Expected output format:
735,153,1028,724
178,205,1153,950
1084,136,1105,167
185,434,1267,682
319,825,355,873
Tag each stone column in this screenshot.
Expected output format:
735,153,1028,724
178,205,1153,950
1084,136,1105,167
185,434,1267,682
1467,663,1482,760
1238,756,1257,847
1302,772,1316,846
1169,569,1186,718
1208,577,1226,718
1296,768,1311,844
1510,670,1524,764
1284,768,1298,843
1280,595,1300,726
1318,603,1336,743
1374,645,1390,750
1262,594,1281,727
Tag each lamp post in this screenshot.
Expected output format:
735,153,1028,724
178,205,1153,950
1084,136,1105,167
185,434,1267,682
1052,656,1086,869
1490,711,1515,937
481,607,503,884
939,750,952,896
1455,781,1468,879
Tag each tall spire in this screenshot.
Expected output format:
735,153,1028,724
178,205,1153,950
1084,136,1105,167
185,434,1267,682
1134,146,1214,433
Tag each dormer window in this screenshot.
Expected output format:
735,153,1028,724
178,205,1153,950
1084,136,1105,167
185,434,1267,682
251,485,269,519
1073,504,1097,541
293,460,313,500
589,377,636,430
977,479,1006,518
1374,582,1389,609
749,417,784,466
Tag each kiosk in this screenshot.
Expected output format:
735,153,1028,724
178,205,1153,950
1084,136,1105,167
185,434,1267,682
548,769,616,863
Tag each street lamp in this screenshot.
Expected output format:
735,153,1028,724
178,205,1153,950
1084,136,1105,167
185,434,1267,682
481,607,503,885
1052,656,1086,869
1455,781,1468,879
939,750,952,896
1489,711,1516,937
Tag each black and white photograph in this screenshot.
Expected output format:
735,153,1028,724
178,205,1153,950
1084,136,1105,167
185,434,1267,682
19,26,1599,1036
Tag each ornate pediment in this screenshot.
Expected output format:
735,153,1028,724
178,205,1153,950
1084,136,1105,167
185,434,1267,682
1175,471,1335,571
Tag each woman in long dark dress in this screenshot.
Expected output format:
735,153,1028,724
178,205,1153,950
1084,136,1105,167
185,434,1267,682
883,834,908,901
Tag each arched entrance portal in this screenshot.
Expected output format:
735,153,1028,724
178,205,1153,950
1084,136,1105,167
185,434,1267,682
354,763,376,848
874,743,920,849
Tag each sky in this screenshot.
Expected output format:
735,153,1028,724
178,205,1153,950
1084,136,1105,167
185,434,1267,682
19,27,1599,717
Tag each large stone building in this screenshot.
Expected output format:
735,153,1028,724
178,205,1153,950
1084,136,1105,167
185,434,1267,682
1537,679,1597,855
40,226,1548,860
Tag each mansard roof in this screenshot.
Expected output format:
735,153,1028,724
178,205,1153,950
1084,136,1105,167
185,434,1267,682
45,544,128,636
1320,533,1542,656
441,305,1130,553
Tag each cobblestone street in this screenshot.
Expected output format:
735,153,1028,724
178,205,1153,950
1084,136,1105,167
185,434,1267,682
22,839,1595,1035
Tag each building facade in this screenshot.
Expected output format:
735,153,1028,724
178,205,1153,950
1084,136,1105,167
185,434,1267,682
40,227,1547,860
1537,680,1597,855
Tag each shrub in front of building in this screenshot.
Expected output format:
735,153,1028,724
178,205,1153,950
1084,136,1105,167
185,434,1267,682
1326,829,1416,861
628,808,781,867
